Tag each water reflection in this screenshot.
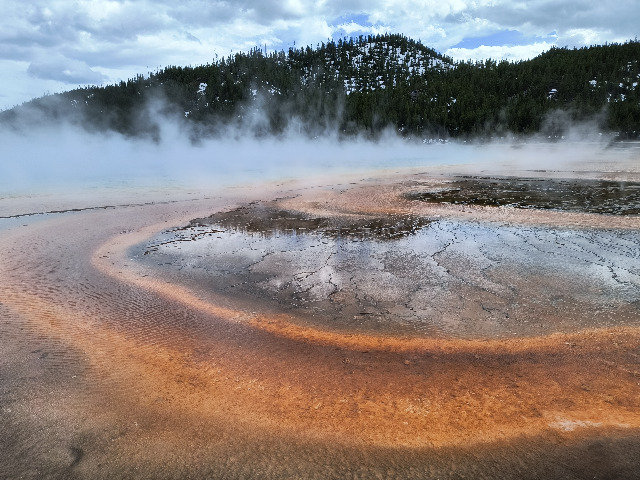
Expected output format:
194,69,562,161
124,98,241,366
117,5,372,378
140,204,640,339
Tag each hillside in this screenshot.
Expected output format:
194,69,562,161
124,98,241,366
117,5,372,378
2,34,639,140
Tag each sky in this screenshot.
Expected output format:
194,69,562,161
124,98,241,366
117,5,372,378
1,0,639,111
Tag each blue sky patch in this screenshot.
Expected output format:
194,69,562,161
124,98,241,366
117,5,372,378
332,13,372,27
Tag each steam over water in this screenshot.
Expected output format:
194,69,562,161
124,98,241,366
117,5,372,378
0,125,467,197
2,127,640,479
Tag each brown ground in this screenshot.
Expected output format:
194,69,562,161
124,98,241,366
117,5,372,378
1,168,639,479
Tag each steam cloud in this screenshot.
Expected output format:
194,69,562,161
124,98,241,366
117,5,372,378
0,95,633,209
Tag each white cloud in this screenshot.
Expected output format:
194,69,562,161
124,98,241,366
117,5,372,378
446,41,555,62
468,0,640,45
0,60,70,109
556,29,611,47
0,0,639,109
27,53,107,84
335,21,368,36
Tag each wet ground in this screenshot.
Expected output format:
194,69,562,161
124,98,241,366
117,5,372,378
404,176,640,214
138,182,640,338
2,163,640,479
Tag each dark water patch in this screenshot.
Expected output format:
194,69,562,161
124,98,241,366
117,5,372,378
405,176,640,215
191,202,330,235
144,203,433,256
191,202,434,240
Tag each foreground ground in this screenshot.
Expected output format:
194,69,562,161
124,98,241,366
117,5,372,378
1,160,639,479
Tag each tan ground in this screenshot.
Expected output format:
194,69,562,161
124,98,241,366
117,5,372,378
1,165,639,479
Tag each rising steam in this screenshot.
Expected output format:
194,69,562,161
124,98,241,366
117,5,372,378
0,94,635,212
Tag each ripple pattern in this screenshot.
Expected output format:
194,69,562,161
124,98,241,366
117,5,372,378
1,177,639,479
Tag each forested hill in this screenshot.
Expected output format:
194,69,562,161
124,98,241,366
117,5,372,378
2,33,640,140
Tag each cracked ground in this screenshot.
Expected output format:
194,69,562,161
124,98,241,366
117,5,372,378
139,176,640,339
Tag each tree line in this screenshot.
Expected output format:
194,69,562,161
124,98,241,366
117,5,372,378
2,34,639,140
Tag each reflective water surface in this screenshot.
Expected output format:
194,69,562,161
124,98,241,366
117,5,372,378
139,199,640,338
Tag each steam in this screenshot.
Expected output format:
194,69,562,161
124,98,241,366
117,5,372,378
1,94,637,209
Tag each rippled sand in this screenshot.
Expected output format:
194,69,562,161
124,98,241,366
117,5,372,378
1,167,640,479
